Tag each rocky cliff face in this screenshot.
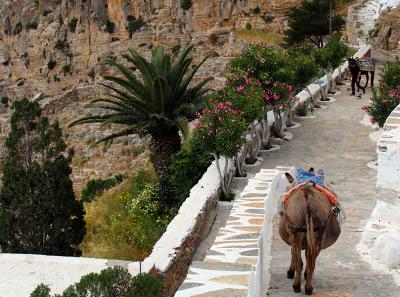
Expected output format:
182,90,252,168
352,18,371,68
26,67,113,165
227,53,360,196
0,0,299,194
371,7,400,51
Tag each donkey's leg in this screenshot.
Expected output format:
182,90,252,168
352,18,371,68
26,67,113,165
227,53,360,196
292,236,303,293
304,249,319,280
287,247,296,279
305,246,320,295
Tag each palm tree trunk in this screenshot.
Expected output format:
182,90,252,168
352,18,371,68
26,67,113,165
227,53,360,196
149,127,181,181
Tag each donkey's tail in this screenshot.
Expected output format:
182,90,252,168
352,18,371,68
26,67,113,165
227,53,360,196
303,186,316,261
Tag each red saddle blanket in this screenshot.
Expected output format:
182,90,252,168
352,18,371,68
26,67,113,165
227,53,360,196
283,182,337,206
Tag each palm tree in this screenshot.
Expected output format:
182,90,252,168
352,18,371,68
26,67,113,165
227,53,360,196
69,45,212,180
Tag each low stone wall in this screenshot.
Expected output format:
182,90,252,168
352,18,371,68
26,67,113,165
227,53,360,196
139,158,231,296
357,102,400,285
175,167,292,296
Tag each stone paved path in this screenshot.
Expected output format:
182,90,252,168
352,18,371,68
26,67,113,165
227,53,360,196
260,51,400,297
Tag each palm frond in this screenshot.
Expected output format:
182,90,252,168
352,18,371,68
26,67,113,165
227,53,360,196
175,116,189,139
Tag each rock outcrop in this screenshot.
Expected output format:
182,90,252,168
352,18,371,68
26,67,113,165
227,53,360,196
371,7,400,50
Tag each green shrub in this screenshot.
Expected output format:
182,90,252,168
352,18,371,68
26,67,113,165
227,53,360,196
62,64,71,73
180,0,192,10
30,284,51,297
220,191,235,202
380,60,400,89
295,101,311,116
42,9,52,16
245,22,252,30
103,19,115,33
86,136,97,148
68,17,78,33
26,21,38,30
30,267,163,297
169,134,213,202
47,59,57,70
12,22,22,35
88,68,95,80
262,15,274,23
251,6,261,14
132,144,145,157
55,39,69,50
73,155,89,167
1,96,9,106
81,174,124,203
127,15,145,38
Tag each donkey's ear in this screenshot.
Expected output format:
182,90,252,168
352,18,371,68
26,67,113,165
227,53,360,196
285,172,294,183
309,167,314,173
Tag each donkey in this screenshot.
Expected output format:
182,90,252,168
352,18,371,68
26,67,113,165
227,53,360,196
279,170,341,295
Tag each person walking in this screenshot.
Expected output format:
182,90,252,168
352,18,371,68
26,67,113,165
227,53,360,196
348,58,365,96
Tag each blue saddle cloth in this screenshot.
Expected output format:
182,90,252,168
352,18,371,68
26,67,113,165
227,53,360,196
293,168,325,186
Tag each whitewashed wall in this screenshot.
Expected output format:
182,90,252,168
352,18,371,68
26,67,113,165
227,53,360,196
357,101,400,285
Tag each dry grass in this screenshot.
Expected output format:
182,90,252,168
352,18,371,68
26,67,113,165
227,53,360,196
234,29,283,44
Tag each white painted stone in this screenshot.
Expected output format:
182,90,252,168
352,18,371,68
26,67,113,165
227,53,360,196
360,114,380,129
367,160,378,170
294,115,317,119
287,122,301,129
369,129,383,143
260,144,281,152
376,116,400,191
320,97,336,103
283,132,293,140
358,200,400,285
371,232,400,268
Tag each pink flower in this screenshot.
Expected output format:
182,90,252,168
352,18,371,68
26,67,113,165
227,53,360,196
382,99,389,105
237,85,246,94
370,116,375,124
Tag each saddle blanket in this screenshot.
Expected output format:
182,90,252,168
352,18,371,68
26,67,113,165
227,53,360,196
283,182,337,206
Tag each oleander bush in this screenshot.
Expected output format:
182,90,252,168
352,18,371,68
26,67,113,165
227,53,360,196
363,60,400,127
380,60,400,89
363,84,400,127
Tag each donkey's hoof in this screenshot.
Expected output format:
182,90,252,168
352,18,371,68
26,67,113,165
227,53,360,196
305,286,313,295
292,284,301,293
287,269,295,279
